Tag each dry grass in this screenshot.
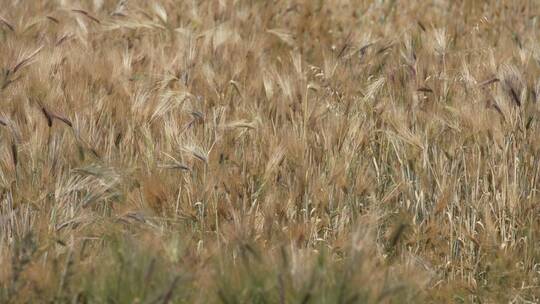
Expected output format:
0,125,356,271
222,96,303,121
1,0,540,303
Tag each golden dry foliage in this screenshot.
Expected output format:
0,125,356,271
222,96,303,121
1,0,539,303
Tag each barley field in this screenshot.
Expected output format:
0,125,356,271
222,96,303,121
1,0,539,303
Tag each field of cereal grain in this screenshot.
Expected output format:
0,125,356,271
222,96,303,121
1,1,539,303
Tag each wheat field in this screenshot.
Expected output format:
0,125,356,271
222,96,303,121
1,0,539,303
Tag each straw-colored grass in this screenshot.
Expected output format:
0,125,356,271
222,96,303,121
1,0,539,303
